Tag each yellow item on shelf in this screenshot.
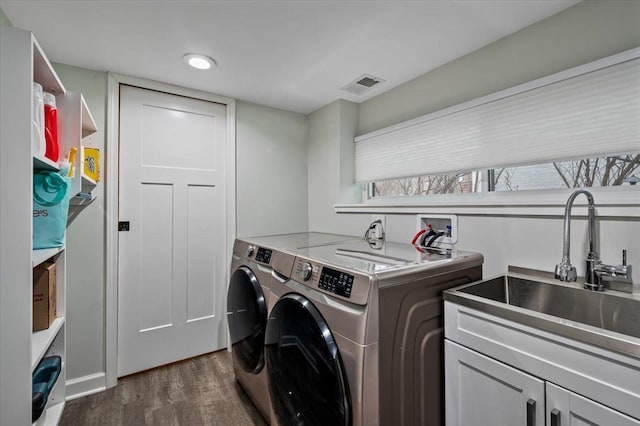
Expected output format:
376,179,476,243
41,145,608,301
67,147,78,177
83,147,100,182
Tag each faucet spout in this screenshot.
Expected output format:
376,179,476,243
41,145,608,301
555,189,633,291
555,189,599,285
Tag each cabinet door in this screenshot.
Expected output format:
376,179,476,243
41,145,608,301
546,382,640,426
445,340,544,426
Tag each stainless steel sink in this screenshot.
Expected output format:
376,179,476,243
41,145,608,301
445,267,640,358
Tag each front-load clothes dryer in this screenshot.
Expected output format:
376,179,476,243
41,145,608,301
265,241,483,426
227,233,360,423
227,239,275,422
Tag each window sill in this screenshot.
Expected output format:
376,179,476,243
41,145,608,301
335,186,640,217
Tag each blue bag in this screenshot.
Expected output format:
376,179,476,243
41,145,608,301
33,171,71,249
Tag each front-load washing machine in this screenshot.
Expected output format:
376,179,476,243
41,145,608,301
227,233,360,423
264,241,483,426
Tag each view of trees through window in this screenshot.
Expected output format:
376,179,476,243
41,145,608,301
371,154,640,197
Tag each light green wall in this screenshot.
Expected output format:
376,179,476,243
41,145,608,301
236,100,309,236
0,6,13,26
307,99,367,234
357,0,640,135
53,63,108,381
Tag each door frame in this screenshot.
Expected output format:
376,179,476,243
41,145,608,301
105,73,236,388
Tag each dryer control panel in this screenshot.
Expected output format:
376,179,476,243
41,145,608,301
255,247,272,264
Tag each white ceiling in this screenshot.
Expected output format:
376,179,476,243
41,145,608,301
1,0,579,114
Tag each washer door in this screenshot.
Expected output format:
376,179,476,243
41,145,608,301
265,293,351,426
227,266,267,374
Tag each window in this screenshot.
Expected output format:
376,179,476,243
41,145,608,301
491,154,640,192
372,171,481,197
369,153,639,198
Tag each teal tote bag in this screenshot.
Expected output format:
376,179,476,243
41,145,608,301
33,171,71,249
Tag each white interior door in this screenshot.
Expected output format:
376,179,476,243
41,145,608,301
118,85,227,377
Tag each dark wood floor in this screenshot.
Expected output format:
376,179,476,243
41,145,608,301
60,350,267,426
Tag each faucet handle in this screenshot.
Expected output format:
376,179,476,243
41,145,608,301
622,249,627,266
555,262,577,282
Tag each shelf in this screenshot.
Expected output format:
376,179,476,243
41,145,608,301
33,155,60,171
81,174,97,189
32,36,65,96
70,174,97,206
33,363,65,426
32,400,65,426
32,247,64,268
70,192,97,206
81,95,98,137
31,317,64,371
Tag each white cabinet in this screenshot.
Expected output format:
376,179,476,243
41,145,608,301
445,341,544,426
446,341,640,426
444,301,640,426
0,26,96,426
546,383,640,426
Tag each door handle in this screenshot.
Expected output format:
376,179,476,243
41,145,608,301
526,399,536,426
550,408,561,426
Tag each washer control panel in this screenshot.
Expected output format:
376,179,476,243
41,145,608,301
318,267,354,298
255,247,272,264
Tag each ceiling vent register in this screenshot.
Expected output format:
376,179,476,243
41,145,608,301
341,74,385,96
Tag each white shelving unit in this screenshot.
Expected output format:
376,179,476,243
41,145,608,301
33,155,61,171
61,92,98,206
0,26,96,426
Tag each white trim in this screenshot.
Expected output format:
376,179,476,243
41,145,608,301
65,372,106,401
105,73,119,389
335,186,640,217
105,72,237,388
109,73,236,106
225,100,237,353
355,47,640,143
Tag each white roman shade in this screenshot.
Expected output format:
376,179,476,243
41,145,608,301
355,48,640,183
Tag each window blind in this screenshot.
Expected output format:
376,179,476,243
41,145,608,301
354,49,640,183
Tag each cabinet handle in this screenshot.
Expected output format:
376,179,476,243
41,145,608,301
526,399,536,426
551,408,561,426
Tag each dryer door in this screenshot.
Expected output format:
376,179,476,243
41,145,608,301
227,266,267,374
265,293,351,426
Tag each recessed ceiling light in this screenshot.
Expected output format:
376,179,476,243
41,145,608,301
183,53,216,70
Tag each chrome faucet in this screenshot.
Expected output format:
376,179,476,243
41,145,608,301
555,189,632,291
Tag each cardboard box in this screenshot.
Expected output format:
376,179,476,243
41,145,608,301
33,262,56,332
83,147,100,182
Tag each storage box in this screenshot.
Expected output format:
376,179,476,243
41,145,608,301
83,147,100,182
33,262,56,331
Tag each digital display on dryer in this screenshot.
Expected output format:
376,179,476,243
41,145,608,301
318,267,354,298
255,247,272,264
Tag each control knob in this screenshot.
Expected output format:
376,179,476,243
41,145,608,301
298,262,313,281
246,245,256,257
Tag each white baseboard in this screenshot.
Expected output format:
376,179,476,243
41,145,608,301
65,372,107,401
